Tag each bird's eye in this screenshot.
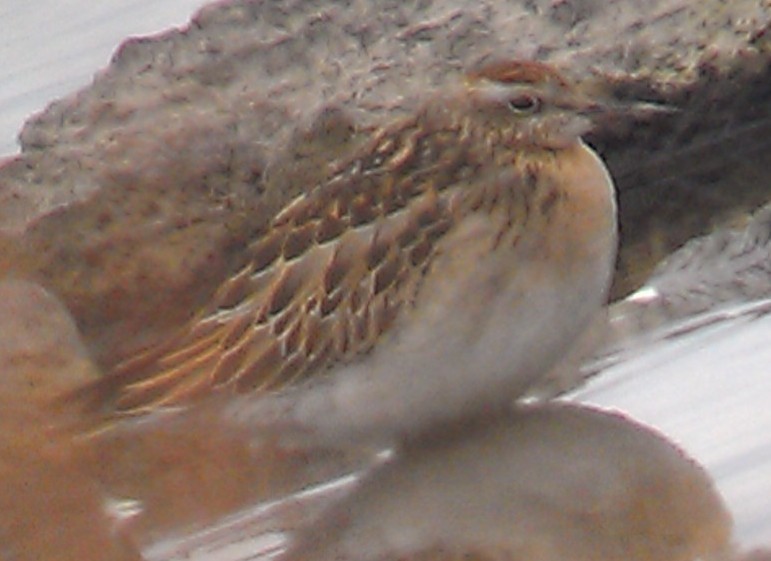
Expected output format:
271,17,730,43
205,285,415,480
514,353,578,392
507,94,540,114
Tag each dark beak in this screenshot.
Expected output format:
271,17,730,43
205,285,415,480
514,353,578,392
568,93,678,120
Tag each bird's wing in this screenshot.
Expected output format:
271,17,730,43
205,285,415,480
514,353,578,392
66,119,464,417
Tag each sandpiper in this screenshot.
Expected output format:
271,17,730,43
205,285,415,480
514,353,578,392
69,60,618,444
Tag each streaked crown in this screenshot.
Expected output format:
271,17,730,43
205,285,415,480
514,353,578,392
461,59,599,149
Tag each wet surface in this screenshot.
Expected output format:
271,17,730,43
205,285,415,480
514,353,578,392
570,300,771,549
139,300,771,560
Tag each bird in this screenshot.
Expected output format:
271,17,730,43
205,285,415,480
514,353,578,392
278,403,733,561
64,59,619,445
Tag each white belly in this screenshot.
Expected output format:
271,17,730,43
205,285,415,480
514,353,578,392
238,141,617,445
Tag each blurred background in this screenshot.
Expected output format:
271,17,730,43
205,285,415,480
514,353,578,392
0,0,207,157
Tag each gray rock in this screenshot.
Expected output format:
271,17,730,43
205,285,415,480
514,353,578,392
0,0,769,364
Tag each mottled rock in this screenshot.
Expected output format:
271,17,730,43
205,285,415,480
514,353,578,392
281,403,732,561
0,279,98,405
0,286,140,561
0,0,769,367
606,200,771,343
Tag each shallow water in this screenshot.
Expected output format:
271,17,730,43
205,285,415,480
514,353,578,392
568,300,771,549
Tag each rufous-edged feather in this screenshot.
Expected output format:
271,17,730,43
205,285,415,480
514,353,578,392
61,59,612,431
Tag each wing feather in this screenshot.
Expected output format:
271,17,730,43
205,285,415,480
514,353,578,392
64,111,482,418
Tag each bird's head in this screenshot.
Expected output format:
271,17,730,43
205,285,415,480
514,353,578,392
462,60,604,150
461,59,674,150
